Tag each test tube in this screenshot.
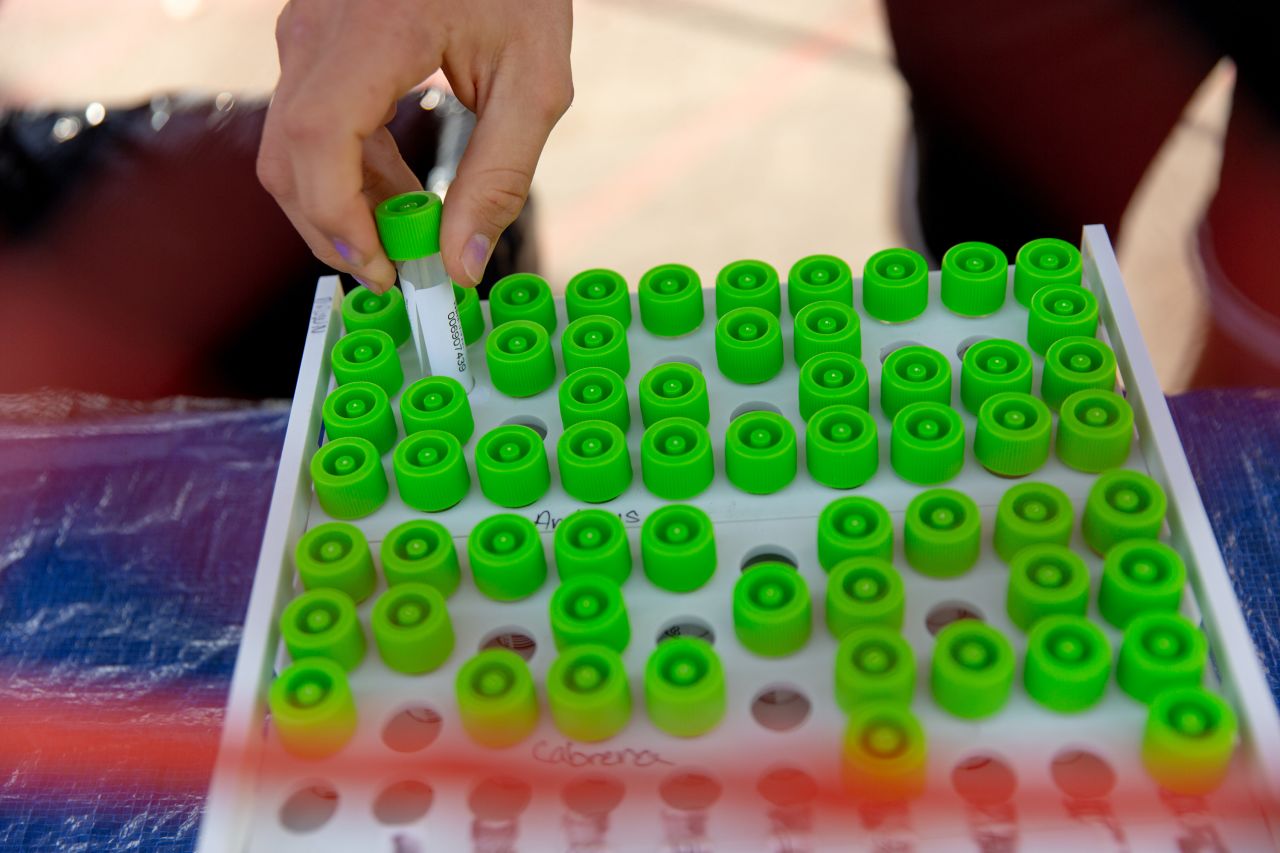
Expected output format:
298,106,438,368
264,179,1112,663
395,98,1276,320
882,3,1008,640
374,191,474,392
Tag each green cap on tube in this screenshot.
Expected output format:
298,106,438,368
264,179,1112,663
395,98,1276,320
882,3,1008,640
806,404,879,489
638,263,704,337
453,283,485,345
380,519,461,597
733,563,812,657
559,366,631,432
1082,469,1168,555
1056,389,1134,472
641,416,714,500
392,429,470,512
562,314,630,378
841,702,927,802
375,190,441,259
490,273,558,333
269,658,358,759
641,504,716,592
880,345,952,419
474,424,551,508
644,637,726,737
890,401,965,485
311,437,389,520
456,648,539,748
793,301,861,367
940,241,1008,317
280,587,366,671
726,410,797,495
960,338,1033,414
399,375,474,443
826,557,906,638
557,419,633,504
1006,544,1091,631
974,391,1053,477
862,247,929,323
931,620,1015,719
1142,686,1237,796
342,285,411,347
322,381,398,454
548,644,632,742
1024,615,1112,712
486,320,556,398
549,575,631,652
715,307,783,384
1014,238,1082,307
566,268,632,327
1028,285,1099,355
817,496,894,570
1118,612,1207,702
1041,336,1117,410
331,329,404,396
1098,538,1186,628
787,254,853,315
904,488,981,578
715,259,782,317
835,626,916,711
553,509,632,585
295,521,377,602
638,361,710,427
467,513,548,601
993,481,1074,562
799,351,869,421
371,582,455,674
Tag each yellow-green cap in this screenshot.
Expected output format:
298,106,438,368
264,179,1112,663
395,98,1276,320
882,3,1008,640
841,701,927,802
1142,686,1237,796
269,658,358,759
375,191,442,260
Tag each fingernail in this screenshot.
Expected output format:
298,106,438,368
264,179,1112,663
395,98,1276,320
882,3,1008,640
353,275,379,293
333,238,365,268
461,233,492,285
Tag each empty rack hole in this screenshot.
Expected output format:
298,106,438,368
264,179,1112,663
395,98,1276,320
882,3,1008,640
479,626,538,661
381,705,443,754
740,545,799,572
561,775,626,817
879,339,924,363
654,354,703,372
1050,748,1117,799
659,770,722,811
751,685,812,732
279,782,339,834
951,753,1017,807
955,335,992,359
756,766,819,808
469,776,533,821
500,415,548,440
729,400,783,421
373,780,435,825
925,600,985,636
655,616,715,646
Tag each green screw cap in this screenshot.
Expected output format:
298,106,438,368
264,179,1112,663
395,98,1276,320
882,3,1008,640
1041,336,1117,410
974,392,1053,477
638,361,710,427
295,522,377,602
806,404,879,489
787,254,853,314
269,658,358,759
641,504,716,592
281,587,366,671
331,329,404,396
486,320,556,398
453,284,485,345
904,488,981,577
862,247,929,323
311,437,389,520
1098,538,1186,628
375,190,441,259
940,241,1008,316
638,264,704,337
566,268,632,328
322,381,398,454
475,424,551,508
380,519,461,596
733,563,812,657
400,375,475,443
1057,389,1134,472
1028,285,1099,355
1118,612,1207,702
550,575,631,652
716,259,782,317
1014,238,1082,307
553,509,632,584
393,430,470,512
456,648,539,748
559,367,631,432
371,582,455,674
835,626,915,711
841,702,927,802
557,420,633,504
993,482,1074,562
1024,615,1112,712
1082,469,1168,555
548,644,633,742
641,417,714,499
725,410,797,494
960,338,1033,413
817,497,894,570
793,301,861,367
1142,686,1237,796
931,620,1015,719
342,285,411,347
467,513,548,601
799,352,869,420
562,314,630,378
880,345,952,419
644,637,726,737
715,307,783,384
826,557,906,637
890,401,965,485
1006,544,1090,631
490,273,558,333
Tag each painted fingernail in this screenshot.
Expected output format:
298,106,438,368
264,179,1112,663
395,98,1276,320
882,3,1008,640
333,238,365,268
461,233,492,285
354,275,376,291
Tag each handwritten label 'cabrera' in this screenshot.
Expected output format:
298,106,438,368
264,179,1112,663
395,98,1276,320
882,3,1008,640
531,739,674,768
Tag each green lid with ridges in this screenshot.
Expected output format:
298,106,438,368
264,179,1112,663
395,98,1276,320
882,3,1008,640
490,272,557,333
295,521,376,602
559,366,630,432
1024,615,1112,712
716,259,781,317
638,263,704,337
1006,544,1090,631
787,254,853,314
835,626,915,711
375,190,441,259
392,430,470,512
993,482,1074,562
725,410,798,495
793,301,861,367
269,658,358,759
553,509,631,584
1014,238,1082,307
733,563,812,657
818,497,894,570
826,557,906,637
566,268,632,327
862,247,929,323
1041,336,1116,410
380,519,460,596
474,424,551,508
562,314,630,378
890,401,965,485
548,644,632,741
960,338,1033,413
322,381,398,454
1082,469,1168,555
841,702,927,802
799,352,869,420
281,587,366,671
1057,389,1134,472
931,620,1015,719
644,637,726,737
641,416,714,499
1118,612,1207,702
715,307,783,384
1099,538,1185,628
806,404,879,489
1028,285,1098,354
940,241,1008,316
331,329,404,396
904,488,981,577
311,437,389,520
371,582,455,674
486,320,556,398
557,419,633,504
638,362,710,427
342,285,411,347
1142,686,1237,796
641,504,716,592
974,391,1053,477
467,513,548,601
455,648,539,748
550,575,631,652
880,345,952,418
453,284,485,345
400,375,474,443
